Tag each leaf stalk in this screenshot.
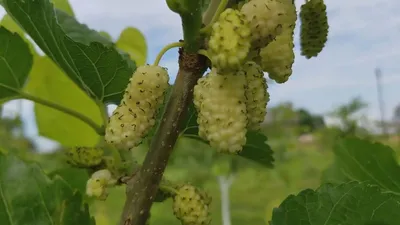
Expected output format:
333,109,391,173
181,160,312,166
0,84,105,136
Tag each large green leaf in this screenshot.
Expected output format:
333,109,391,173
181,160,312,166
0,0,75,55
24,56,102,147
0,152,96,225
0,26,33,100
55,9,112,46
182,104,274,168
328,137,400,194
3,0,135,104
116,27,147,66
270,181,400,225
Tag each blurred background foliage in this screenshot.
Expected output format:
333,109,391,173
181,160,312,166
2,97,400,225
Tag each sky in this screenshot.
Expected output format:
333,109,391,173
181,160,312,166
1,0,400,151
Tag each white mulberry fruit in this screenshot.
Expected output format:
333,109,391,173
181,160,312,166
243,61,269,130
172,184,211,225
207,8,251,72
259,28,295,83
240,0,297,49
193,69,248,153
105,65,169,150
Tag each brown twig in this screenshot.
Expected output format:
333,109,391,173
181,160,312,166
119,47,208,225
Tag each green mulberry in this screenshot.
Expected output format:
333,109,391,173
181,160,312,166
259,28,295,83
172,184,211,225
207,8,251,72
193,69,248,153
240,0,297,49
300,0,329,58
105,65,169,150
65,146,104,168
243,61,269,130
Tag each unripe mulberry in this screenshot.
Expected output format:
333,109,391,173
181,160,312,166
65,146,104,168
105,65,169,150
259,28,295,83
207,8,251,72
243,61,269,130
300,0,329,58
193,69,248,153
240,0,297,49
172,184,211,225
86,169,117,200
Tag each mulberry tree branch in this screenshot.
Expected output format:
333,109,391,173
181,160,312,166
119,47,208,225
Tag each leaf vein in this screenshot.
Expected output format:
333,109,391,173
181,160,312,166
0,180,14,225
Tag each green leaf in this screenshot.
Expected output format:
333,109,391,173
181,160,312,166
0,152,96,225
238,131,274,168
99,31,113,41
47,167,90,196
329,137,400,194
3,0,135,104
51,0,75,17
320,160,351,184
182,104,274,168
116,27,147,66
0,26,33,100
24,56,102,147
55,9,113,46
181,102,202,137
0,15,38,55
1,0,75,55
270,181,400,225
0,15,24,36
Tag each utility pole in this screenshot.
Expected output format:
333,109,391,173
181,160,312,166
375,68,387,136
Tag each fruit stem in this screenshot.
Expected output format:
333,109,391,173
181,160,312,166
202,0,221,25
96,100,109,127
197,49,211,60
119,48,208,225
159,184,178,195
199,0,229,34
108,144,123,169
0,84,105,136
153,41,185,66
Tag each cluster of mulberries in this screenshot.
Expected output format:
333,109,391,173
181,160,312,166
105,65,169,150
194,0,298,153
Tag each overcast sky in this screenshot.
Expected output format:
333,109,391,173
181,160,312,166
1,0,400,151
